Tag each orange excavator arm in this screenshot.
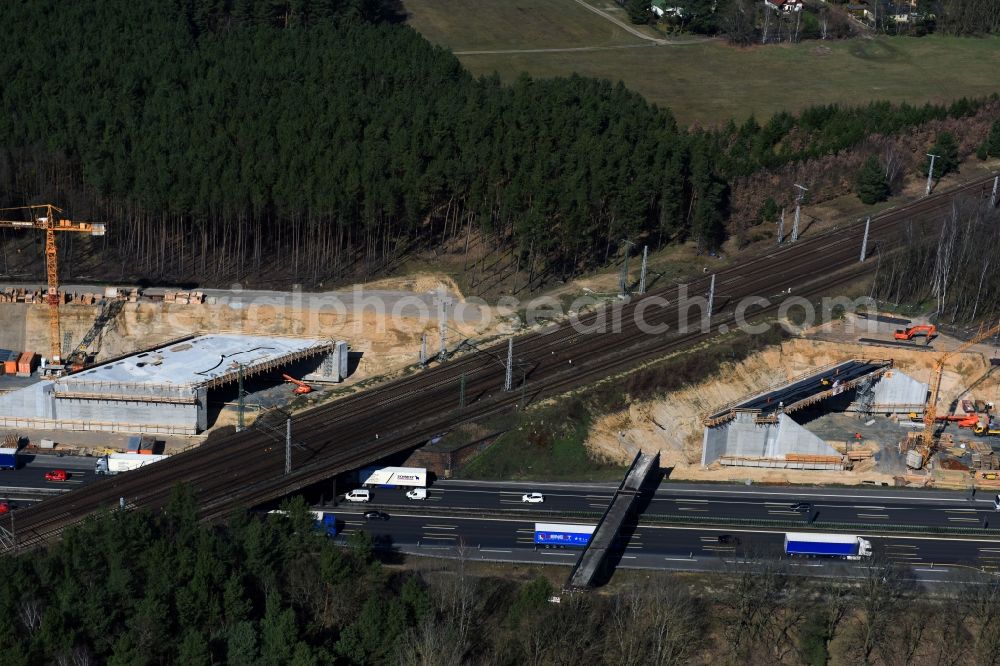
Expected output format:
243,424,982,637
0,204,106,363
282,374,313,395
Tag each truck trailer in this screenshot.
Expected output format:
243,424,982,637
312,511,338,537
0,447,18,470
95,453,168,475
534,523,596,547
356,466,427,488
784,532,872,560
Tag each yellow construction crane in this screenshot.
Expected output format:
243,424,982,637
922,319,1000,447
0,204,106,363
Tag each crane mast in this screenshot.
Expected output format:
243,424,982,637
0,204,106,364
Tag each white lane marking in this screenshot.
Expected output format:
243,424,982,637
857,514,890,519
854,506,886,510
678,507,707,512
423,524,456,530
945,509,978,513
663,557,697,561
539,551,577,557
676,499,708,503
914,568,950,573
948,518,980,523
480,548,512,553
621,555,637,560
422,535,457,540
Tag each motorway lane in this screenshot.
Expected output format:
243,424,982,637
360,480,1000,531
324,508,1000,575
0,454,96,504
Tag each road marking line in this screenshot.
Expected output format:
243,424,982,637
539,551,577,556
854,506,886,510
857,514,890,519
423,525,456,530
945,509,978,513
767,510,801,515
663,557,696,562
886,544,918,549
480,548,512,553
678,507,707,512
621,555,637,560
914,568,949,573
676,499,708,503
947,518,981,523
422,535,457,540
980,548,1000,552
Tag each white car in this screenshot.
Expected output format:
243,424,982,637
406,488,427,500
521,492,545,504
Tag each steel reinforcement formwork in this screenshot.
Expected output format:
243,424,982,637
703,359,893,428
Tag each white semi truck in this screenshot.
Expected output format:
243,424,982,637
95,453,168,475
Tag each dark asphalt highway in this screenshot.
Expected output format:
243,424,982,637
0,454,96,504
351,479,1000,531
326,507,1000,583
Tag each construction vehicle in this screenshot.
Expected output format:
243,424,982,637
894,324,937,343
0,204,106,364
282,374,313,395
65,297,125,372
937,413,980,429
920,320,1000,459
975,421,1000,437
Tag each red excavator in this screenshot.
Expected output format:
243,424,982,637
894,324,937,343
282,374,313,395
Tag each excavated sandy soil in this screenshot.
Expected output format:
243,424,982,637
586,316,999,486
0,273,506,386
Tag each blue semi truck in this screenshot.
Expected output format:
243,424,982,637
784,532,872,560
0,447,18,470
313,511,337,537
534,523,596,547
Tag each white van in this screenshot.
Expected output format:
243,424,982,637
344,489,370,503
406,488,427,500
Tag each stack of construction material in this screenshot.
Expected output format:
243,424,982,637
162,290,205,304
15,352,38,377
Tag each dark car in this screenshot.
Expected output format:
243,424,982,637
717,534,741,545
363,511,389,521
790,502,812,512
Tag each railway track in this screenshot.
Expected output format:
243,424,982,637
3,174,995,551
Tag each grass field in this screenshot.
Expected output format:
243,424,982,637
403,0,1000,126
404,0,646,51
